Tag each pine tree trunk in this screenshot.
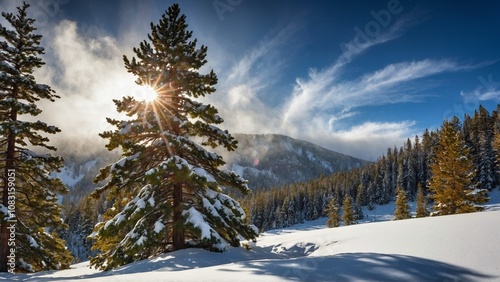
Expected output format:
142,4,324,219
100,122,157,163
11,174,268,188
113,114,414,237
0,175,9,272
0,95,17,272
172,183,184,250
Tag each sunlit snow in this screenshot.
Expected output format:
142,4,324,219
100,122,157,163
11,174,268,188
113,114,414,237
15,190,500,281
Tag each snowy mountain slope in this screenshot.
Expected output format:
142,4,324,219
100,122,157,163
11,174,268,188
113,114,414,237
58,134,366,196
17,191,500,282
220,134,367,190
54,134,366,263
56,150,121,202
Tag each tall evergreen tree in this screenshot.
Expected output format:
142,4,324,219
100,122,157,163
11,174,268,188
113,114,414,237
414,135,426,191
0,3,72,272
404,138,417,198
61,197,98,263
494,110,500,177
415,183,429,218
428,120,489,216
90,4,257,270
326,197,340,228
422,129,437,189
394,187,411,220
342,196,356,226
477,131,495,190
470,106,496,191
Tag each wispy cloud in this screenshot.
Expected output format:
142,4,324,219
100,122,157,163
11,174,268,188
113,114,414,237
280,12,427,126
227,25,293,85
461,74,500,103
277,54,467,158
203,22,300,135
20,6,490,161
208,11,486,159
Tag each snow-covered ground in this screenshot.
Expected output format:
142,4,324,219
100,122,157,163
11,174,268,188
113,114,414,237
8,189,500,281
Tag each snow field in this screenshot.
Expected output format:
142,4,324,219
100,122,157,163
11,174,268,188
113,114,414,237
16,205,500,281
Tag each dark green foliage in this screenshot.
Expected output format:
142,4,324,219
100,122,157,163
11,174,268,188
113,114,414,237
0,3,72,272
90,4,256,270
240,104,499,232
59,197,99,263
492,105,500,183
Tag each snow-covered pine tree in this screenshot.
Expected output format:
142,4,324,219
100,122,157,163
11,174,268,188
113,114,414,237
494,107,500,176
61,197,98,262
355,182,367,207
354,202,364,221
474,106,496,191
394,186,411,220
89,4,257,270
404,138,417,198
414,135,426,190
477,131,495,190
0,3,72,272
428,120,489,216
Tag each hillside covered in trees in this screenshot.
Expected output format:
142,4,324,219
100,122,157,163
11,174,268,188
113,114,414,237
239,105,500,231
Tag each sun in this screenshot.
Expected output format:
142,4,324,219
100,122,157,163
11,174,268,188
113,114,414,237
135,85,158,103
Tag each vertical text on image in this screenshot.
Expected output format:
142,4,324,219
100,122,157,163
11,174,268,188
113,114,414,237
6,169,17,273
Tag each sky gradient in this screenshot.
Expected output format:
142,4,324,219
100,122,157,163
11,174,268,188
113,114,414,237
1,0,500,160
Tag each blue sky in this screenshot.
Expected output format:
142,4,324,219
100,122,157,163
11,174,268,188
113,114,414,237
2,0,500,160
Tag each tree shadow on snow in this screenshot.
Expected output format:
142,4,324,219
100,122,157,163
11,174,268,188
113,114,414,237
18,251,496,281
219,252,497,281
19,246,283,281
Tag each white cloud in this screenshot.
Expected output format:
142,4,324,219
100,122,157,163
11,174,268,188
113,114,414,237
203,13,476,160
460,74,500,103
201,23,298,136
33,20,141,156
16,8,483,161
288,120,415,160
461,89,500,103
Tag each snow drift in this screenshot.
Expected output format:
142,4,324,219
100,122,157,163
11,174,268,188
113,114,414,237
15,203,500,281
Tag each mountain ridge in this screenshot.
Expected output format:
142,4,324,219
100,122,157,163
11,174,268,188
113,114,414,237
221,133,367,190
57,133,368,196
56,133,367,261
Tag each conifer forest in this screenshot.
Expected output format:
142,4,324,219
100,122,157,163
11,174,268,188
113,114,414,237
1,1,500,277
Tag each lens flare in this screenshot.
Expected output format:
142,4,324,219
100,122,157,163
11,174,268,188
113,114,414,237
136,85,158,103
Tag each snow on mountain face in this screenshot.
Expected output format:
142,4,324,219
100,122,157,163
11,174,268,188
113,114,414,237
56,150,121,202
220,134,368,190
55,159,97,188
55,134,366,262
59,134,367,198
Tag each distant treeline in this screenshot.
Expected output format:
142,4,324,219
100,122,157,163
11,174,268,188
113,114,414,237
239,105,500,231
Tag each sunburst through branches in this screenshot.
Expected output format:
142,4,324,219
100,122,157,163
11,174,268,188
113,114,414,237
135,85,158,103
132,78,179,157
